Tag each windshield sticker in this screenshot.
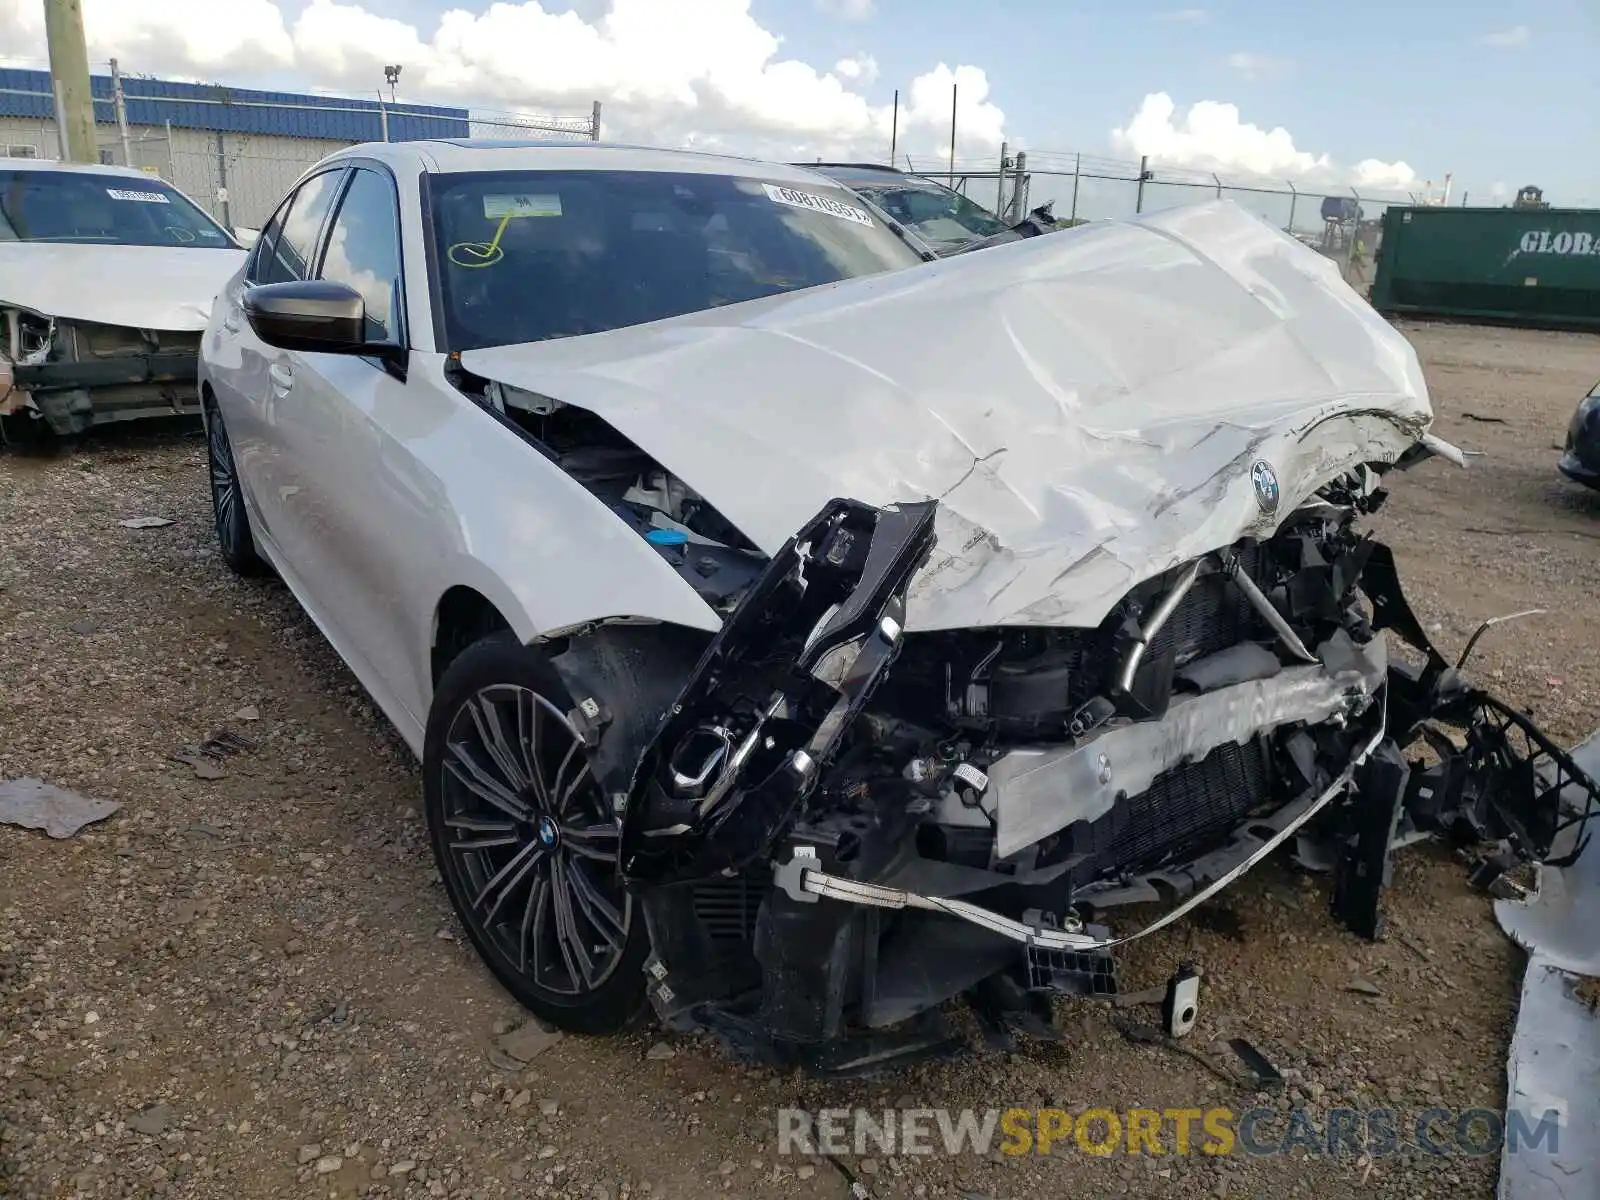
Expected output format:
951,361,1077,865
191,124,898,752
761,184,872,227
482,193,562,219
105,188,170,204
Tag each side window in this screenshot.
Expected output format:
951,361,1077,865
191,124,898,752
245,196,291,284
257,169,344,285
317,168,404,345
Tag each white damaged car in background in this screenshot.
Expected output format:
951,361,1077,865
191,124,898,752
0,157,245,444
199,142,1599,1147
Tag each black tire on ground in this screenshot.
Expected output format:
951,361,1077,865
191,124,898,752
423,632,650,1035
203,394,269,577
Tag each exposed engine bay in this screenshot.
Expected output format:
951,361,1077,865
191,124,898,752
0,304,203,441
504,420,1600,1072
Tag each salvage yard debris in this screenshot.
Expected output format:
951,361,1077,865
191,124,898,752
0,776,119,838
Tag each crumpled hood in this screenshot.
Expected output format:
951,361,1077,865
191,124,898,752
463,199,1432,631
0,243,245,331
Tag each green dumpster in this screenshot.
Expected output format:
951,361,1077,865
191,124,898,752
1370,206,1600,330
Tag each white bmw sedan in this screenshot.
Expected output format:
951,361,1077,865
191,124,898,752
201,139,1503,1069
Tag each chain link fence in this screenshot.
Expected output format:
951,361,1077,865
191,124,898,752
919,148,1422,294
0,77,600,230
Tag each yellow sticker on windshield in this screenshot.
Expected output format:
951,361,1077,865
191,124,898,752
483,193,562,219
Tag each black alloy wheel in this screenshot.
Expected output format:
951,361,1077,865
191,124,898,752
204,396,268,576
424,634,649,1033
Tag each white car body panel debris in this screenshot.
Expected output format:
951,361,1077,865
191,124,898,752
1493,730,1600,1200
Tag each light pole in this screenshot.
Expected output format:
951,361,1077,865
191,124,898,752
383,65,401,106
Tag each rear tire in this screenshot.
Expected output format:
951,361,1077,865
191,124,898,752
424,632,649,1035
204,395,268,577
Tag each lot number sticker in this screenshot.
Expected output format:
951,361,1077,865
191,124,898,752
483,193,563,218
762,184,872,227
105,188,170,203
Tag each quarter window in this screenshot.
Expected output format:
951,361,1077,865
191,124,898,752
317,168,403,345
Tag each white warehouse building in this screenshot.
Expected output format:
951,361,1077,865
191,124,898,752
0,67,491,229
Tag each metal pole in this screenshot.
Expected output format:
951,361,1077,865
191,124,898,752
997,140,1007,214
1135,155,1150,213
378,94,389,142
164,118,174,182
1013,151,1028,221
1213,172,1222,199
591,100,602,141
947,83,957,186
1286,180,1297,232
1070,152,1081,221
1343,188,1361,280
889,89,898,164
44,0,97,162
215,130,231,229
110,57,132,166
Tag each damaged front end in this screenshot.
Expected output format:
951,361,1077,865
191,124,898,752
614,474,1600,1073
1,305,203,441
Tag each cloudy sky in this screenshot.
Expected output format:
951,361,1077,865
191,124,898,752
2,0,1594,208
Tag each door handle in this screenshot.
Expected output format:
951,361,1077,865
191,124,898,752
268,362,295,394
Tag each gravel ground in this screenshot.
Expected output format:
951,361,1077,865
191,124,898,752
3,321,1598,1200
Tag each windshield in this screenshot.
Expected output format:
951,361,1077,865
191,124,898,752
854,182,1010,250
0,169,234,248
428,169,925,351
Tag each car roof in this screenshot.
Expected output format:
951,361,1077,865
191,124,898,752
324,139,839,187
0,156,163,180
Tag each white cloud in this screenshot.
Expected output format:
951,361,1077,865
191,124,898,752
834,54,879,85
1478,25,1530,47
1153,8,1209,23
1112,93,1416,189
814,0,875,20
1489,181,1510,200
1226,51,1292,81
0,0,294,74
0,0,1005,163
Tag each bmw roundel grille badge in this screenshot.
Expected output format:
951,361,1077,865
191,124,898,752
1251,460,1280,514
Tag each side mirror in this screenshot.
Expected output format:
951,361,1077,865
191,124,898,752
242,280,367,354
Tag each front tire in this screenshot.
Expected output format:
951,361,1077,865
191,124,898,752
423,633,649,1035
204,395,268,577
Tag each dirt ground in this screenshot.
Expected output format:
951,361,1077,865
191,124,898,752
2,321,1597,1200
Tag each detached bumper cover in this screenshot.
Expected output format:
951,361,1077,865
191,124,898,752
1495,732,1600,1200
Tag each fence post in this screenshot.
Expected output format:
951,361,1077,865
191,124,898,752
110,57,133,166
1135,155,1150,213
997,140,1007,214
165,119,175,182
1343,188,1362,281
215,131,231,229
1286,180,1297,233
591,101,602,141
1070,151,1081,222
947,83,957,187
1212,172,1222,199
